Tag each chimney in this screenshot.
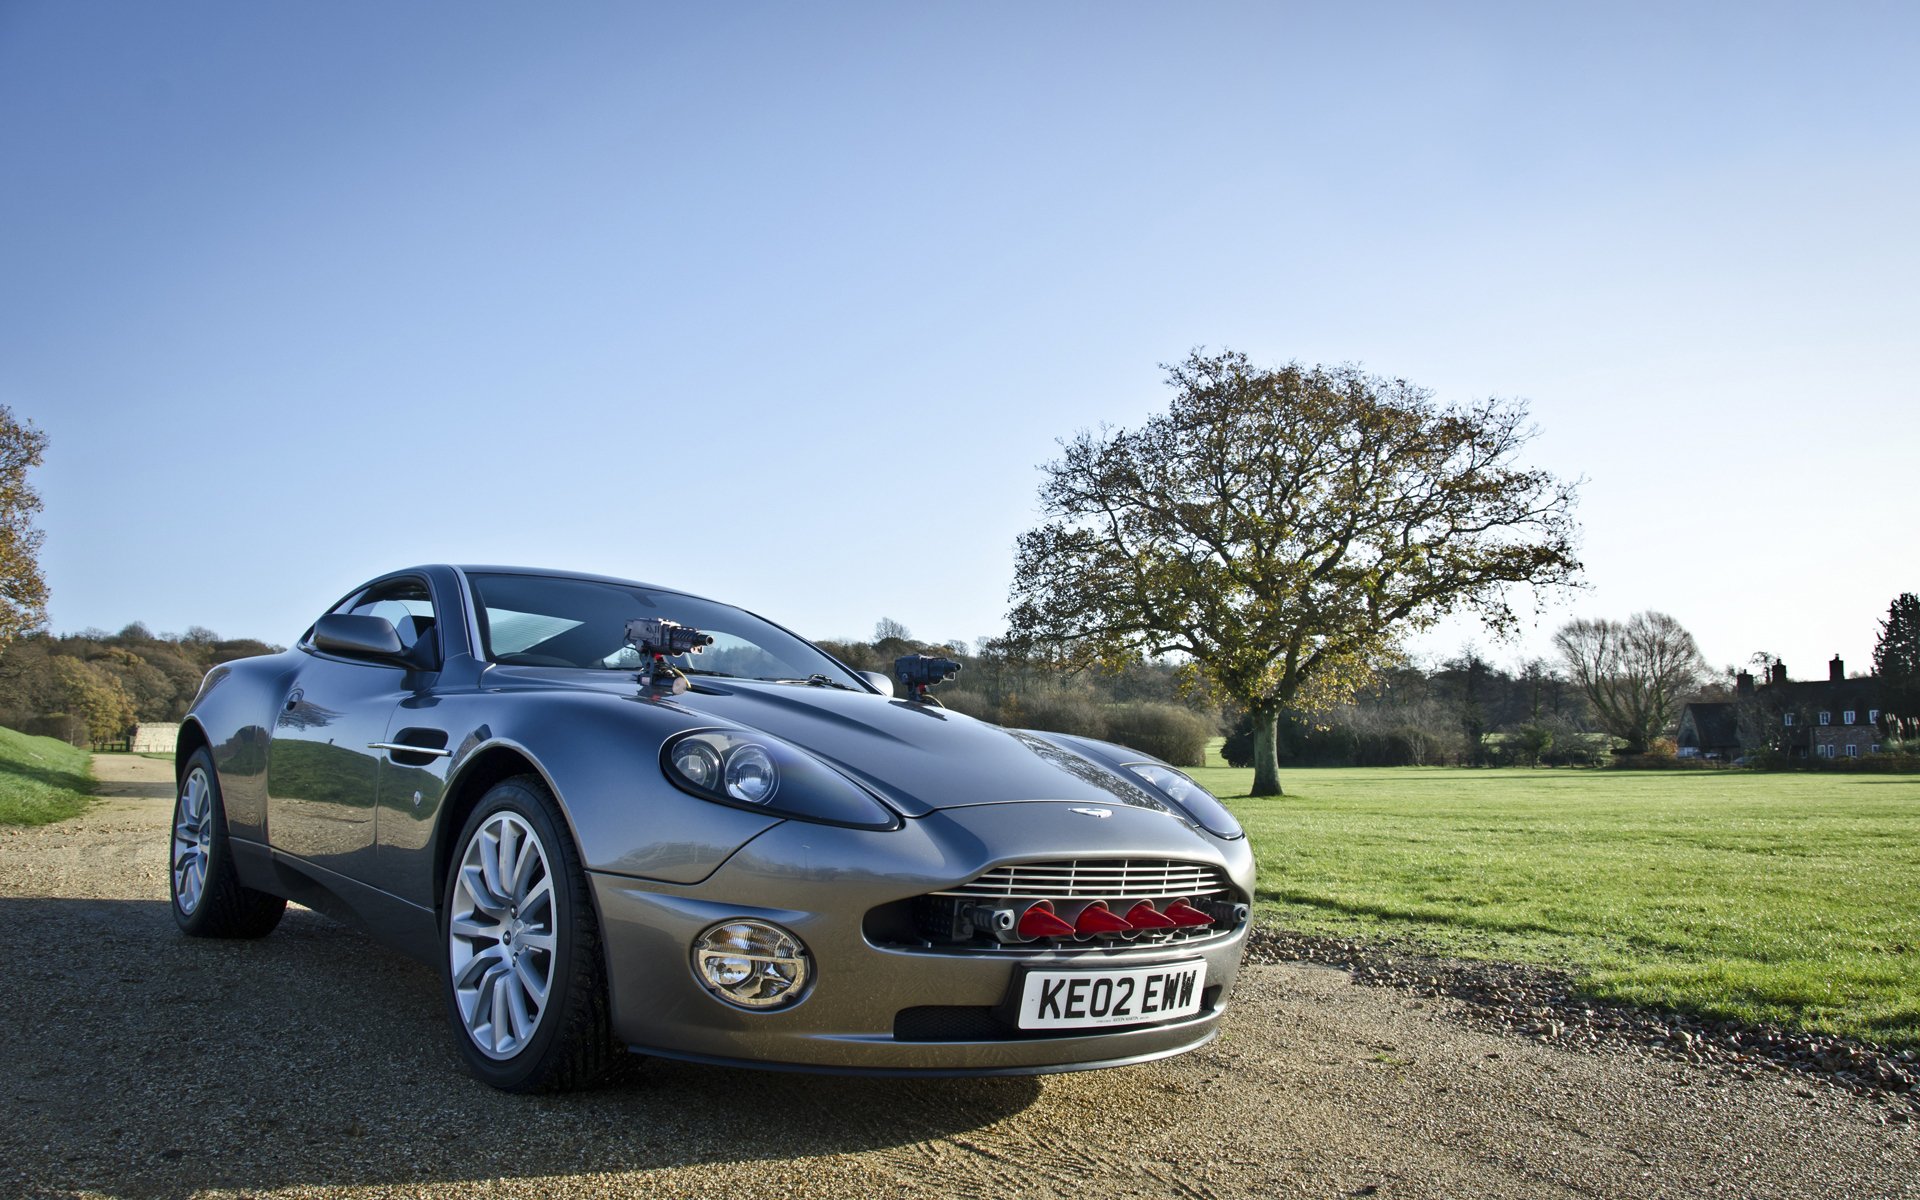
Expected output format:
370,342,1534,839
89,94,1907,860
1771,662,1788,686
1830,655,1844,682
1736,670,1755,695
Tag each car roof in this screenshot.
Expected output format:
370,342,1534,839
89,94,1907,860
450,564,666,590
445,565,738,609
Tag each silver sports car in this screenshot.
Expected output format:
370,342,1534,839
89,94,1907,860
170,565,1253,1091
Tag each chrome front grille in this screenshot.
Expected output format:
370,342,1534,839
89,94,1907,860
930,858,1232,902
873,857,1245,954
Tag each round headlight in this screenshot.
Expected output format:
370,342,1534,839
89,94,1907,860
1125,761,1244,840
1127,763,1199,803
660,730,899,830
692,920,811,1010
669,740,723,790
724,744,778,804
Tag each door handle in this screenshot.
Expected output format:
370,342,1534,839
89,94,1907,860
368,742,452,758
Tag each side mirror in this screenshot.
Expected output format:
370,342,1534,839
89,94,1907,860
313,614,407,662
859,671,895,697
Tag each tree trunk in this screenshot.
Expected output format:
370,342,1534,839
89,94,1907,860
1624,718,1650,755
1249,703,1285,796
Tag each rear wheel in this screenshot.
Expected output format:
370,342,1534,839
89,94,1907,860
442,775,621,1092
170,749,286,938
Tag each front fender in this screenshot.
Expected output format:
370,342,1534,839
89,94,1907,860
182,651,304,840
437,689,784,886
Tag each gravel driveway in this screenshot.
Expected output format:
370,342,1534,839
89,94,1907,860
0,755,1912,1199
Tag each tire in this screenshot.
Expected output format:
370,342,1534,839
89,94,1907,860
170,749,287,938
442,775,622,1092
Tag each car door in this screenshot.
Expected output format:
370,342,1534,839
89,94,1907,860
267,576,438,880
366,692,456,907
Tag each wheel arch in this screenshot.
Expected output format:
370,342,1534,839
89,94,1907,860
175,718,212,784
434,742,577,916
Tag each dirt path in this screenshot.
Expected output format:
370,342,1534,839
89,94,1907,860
88,753,177,799
0,757,1910,1199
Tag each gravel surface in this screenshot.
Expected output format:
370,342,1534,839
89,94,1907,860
0,755,1912,1200
1246,931,1920,1116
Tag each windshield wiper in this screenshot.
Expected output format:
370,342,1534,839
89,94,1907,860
761,674,857,690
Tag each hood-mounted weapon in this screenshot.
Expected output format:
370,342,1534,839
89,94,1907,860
895,654,961,705
627,617,714,695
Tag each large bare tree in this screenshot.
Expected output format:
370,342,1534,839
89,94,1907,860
1553,611,1710,754
1007,350,1581,796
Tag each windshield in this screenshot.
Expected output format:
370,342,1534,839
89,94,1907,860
467,572,865,689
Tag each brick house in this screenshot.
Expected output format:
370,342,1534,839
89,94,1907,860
1720,656,1884,760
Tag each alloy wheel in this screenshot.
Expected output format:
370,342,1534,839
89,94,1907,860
448,811,557,1060
172,767,213,915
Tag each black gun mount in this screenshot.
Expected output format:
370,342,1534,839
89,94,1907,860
626,618,715,694
895,654,961,705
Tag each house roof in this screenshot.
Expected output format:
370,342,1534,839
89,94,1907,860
1765,678,1882,710
1681,702,1740,747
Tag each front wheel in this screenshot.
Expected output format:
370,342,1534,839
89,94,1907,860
442,776,621,1092
170,749,286,938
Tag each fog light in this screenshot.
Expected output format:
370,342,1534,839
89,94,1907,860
692,920,811,1010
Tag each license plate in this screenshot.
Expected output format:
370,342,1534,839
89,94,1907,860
1014,961,1207,1030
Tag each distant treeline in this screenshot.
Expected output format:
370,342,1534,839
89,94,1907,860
0,624,282,745
817,626,1607,769
1220,656,1610,769
7,615,1615,770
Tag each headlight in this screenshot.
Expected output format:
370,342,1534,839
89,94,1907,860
1125,762,1244,839
661,730,900,830
669,739,722,790
692,920,811,1010
724,744,777,803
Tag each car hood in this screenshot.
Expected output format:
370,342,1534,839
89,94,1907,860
686,683,1183,820
489,668,1181,821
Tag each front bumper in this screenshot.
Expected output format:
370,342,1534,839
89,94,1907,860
589,801,1253,1074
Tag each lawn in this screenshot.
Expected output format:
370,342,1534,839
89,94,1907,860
1191,753,1920,1047
0,725,94,825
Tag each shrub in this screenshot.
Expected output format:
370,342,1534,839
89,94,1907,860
1544,733,1610,767
20,713,87,746
1102,702,1213,767
1509,723,1554,767
1221,717,1252,768
936,690,998,722
1607,738,1719,770
1223,710,1419,767
1002,690,1108,740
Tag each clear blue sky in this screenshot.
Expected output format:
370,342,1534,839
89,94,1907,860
3,2,1915,681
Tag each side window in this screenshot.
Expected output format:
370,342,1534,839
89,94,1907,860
341,579,437,652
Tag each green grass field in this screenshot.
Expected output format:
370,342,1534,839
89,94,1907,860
0,726,95,825
1191,751,1920,1046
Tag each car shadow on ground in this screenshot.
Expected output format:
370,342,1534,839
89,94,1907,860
0,897,1045,1199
